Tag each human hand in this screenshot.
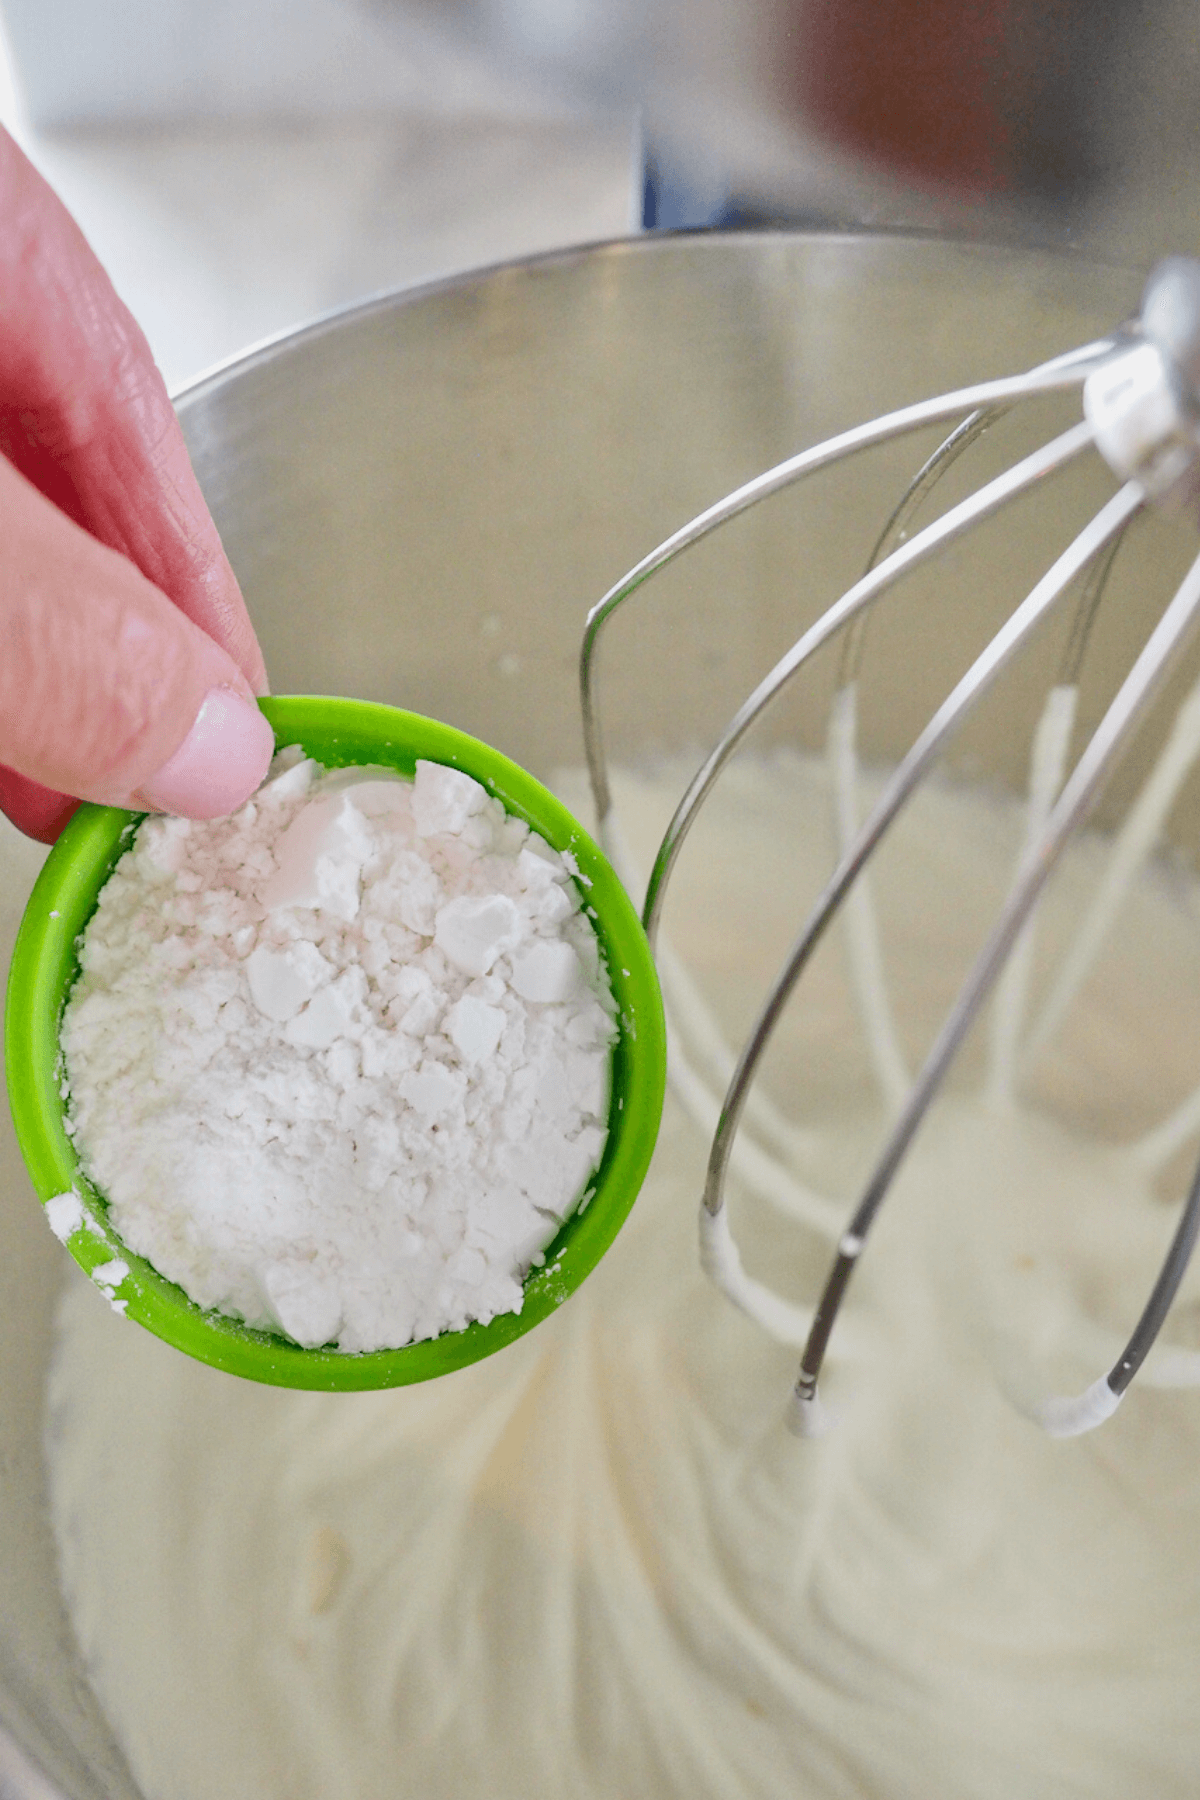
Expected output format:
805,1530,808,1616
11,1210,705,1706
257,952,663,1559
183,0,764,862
0,126,274,845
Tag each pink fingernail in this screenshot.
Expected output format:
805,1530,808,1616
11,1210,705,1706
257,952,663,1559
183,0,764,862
136,688,275,819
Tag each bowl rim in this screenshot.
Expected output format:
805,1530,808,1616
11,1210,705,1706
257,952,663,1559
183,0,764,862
169,224,1139,409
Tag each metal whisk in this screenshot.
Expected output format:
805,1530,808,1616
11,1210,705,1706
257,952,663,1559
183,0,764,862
580,256,1200,1441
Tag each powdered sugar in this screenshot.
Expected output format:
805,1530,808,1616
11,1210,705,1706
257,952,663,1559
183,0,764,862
44,1190,84,1244
60,755,617,1352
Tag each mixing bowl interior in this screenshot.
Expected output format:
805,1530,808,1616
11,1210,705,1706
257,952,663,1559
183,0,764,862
2,231,1194,1799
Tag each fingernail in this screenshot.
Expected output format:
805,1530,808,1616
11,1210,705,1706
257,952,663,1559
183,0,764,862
136,688,275,819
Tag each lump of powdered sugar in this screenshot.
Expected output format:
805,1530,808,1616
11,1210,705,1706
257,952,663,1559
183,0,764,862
60,757,618,1352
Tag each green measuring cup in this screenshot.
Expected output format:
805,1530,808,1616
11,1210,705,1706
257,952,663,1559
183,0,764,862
4,695,666,1391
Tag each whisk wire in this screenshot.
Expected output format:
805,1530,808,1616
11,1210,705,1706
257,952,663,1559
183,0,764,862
1109,1144,1200,1399
827,684,911,1114
640,421,1097,948
703,482,1144,1226
837,406,1005,686
1024,665,1200,1071
830,410,1011,1113
582,350,1116,834
583,273,1200,1441
793,539,1200,1437
984,681,1080,1109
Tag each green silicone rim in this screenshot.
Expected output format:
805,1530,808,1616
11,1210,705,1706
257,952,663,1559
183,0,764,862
4,696,666,1389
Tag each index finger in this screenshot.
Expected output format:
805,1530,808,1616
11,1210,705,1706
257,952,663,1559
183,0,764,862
0,126,266,693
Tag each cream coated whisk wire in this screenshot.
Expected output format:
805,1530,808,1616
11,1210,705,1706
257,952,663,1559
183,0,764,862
580,257,1200,1441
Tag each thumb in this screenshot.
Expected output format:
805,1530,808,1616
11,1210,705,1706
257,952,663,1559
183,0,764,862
0,455,275,823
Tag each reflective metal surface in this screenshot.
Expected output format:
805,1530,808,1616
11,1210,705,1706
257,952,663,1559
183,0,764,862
3,229,1195,1799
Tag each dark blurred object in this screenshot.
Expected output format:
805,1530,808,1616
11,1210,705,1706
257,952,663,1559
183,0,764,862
794,0,1133,209
4,0,1200,259
435,0,1200,256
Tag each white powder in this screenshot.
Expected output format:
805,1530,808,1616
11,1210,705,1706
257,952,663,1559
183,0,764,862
60,754,617,1352
44,1191,84,1244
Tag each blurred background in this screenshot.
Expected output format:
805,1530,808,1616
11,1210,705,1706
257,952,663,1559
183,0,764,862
1,0,1199,392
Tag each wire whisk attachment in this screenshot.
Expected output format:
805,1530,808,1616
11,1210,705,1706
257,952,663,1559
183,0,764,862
581,256,1200,1441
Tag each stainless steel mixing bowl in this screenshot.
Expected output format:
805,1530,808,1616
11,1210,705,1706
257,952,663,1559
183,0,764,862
2,231,1195,1799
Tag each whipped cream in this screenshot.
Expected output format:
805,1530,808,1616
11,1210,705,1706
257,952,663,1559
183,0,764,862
46,754,1200,1799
